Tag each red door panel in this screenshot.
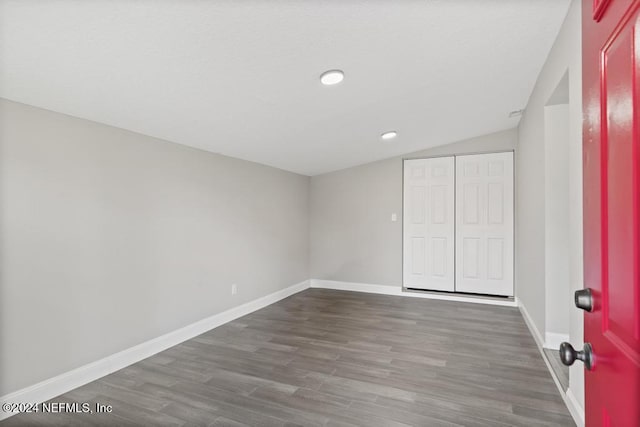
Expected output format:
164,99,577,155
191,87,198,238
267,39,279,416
583,0,640,425
593,0,613,21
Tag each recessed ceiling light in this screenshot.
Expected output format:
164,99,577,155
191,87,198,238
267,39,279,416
381,131,398,140
320,70,344,85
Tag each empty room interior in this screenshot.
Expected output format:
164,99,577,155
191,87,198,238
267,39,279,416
1,0,639,426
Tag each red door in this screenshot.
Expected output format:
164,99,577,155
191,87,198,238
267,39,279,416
582,0,640,425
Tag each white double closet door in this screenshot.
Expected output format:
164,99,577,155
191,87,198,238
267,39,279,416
403,152,513,296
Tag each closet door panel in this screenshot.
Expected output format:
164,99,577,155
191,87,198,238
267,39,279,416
455,152,514,296
403,157,455,291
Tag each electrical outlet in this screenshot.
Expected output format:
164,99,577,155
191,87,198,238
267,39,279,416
231,284,237,295
391,213,398,222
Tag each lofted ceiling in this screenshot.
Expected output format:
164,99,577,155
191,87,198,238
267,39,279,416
0,0,570,176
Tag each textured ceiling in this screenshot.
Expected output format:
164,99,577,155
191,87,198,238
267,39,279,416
0,0,570,175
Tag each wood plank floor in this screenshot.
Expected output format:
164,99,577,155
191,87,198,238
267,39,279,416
3,289,574,426
543,349,569,392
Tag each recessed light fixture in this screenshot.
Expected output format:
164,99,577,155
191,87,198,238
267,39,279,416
381,131,398,140
509,109,524,118
320,69,344,85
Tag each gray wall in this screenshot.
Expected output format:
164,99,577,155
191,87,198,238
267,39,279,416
0,99,310,395
516,0,583,409
544,103,571,339
310,128,517,287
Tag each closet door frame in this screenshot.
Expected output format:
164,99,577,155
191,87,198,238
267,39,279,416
401,150,515,297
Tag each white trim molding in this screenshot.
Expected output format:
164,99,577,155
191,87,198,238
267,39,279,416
0,280,310,421
544,332,570,350
518,300,545,349
566,387,586,427
310,279,518,307
518,299,585,427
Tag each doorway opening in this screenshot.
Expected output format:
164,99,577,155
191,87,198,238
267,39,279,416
542,71,571,390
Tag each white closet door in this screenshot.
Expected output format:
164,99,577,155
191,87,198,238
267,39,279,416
455,152,514,296
403,157,455,291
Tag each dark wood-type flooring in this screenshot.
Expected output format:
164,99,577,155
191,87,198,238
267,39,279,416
3,289,574,426
543,349,570,392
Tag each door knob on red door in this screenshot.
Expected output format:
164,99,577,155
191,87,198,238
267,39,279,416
559,342,594,370
574,288,594,312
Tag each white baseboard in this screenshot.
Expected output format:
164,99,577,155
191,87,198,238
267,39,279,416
0,280,310,421
544,332,570,350
310,279,518,307
518,300,584,427
566,387,586,427
517,300,545,348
